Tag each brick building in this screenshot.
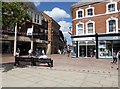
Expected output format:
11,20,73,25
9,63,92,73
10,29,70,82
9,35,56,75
1,2,66,55
42,12,66,54
70,0,120,59
1,2,48,55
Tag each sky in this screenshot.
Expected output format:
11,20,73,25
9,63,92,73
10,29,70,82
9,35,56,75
33,2,77,45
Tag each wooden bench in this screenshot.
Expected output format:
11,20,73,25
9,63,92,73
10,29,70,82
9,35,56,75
14,56,53,68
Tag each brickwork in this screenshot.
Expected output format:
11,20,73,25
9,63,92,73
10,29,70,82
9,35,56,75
71,1,119,35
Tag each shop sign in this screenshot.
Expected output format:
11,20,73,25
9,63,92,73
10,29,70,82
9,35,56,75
2,35,8,40
27,28,33,36
98,36,120,40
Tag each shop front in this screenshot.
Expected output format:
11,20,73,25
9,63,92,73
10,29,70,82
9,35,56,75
98,36,120,59
73,37,96,58
72,33,120,59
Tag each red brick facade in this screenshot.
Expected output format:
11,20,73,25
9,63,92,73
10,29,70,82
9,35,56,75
71,1,119,35
70,1,120,58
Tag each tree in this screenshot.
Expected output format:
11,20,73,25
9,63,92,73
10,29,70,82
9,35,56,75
2,2,31,30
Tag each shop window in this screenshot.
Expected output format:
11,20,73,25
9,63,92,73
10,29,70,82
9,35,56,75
76,23,84,35
86,20,95,34
76,9,84,18
106,2,118,13
106,17,118,33
98,41,112,58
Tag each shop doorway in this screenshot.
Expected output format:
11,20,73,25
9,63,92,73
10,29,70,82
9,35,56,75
17,42,31,55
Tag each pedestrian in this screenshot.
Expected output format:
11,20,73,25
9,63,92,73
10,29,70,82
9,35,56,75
35,48,39,57
16,48,20,57
117,50,120,60
117,50,120,70
28,49,33,56
67,46,71,57
111,50,117,64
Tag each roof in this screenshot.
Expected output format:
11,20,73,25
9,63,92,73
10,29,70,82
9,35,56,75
41,12,60,28
70,0,119,11
70,1,101,11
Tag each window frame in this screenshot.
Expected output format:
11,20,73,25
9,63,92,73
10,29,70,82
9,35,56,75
86,20,95,34
76,22,84,35
76,8,84,19
106,17,118,33
86,7,95,17
106,2,118,14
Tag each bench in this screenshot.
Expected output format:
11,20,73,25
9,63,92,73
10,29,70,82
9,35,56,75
14,56,53,68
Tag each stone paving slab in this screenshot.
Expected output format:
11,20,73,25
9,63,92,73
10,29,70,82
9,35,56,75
2,67,118,87
1,54,119,88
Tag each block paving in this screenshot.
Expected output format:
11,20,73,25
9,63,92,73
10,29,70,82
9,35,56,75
0,54,119,87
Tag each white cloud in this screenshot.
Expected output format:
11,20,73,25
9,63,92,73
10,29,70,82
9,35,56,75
34,2,40,7
44,7,70,21
58,21,72,45
58,21,72,33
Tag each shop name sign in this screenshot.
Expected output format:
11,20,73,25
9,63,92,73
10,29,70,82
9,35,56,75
113,36,118,40
98,36,120,40
27,28,33,36
1,35,8,39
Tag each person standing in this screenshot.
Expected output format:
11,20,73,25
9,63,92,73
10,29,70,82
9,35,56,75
117,50,120,70
111,51,117,64
28,49,33,56
16,48,20,56
35,48,39,57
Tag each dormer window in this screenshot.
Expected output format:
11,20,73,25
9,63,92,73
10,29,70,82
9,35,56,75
76,9,84,18
106,2,118,13
86,7,94,17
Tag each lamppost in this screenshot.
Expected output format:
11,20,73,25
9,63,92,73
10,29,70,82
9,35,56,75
13,23,17,56
85,41,88,58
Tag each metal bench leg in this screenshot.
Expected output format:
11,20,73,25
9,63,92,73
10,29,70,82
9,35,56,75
51,60,53,67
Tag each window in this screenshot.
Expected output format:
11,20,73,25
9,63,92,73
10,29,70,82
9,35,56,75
76,23,84,35
109,20,116,32
106,17,118,33
108,4,115,12
78,11,83,18
86,20,95,34
106,2,118,13
87,9,93,16
86,7,94,16
88,23,93,33
76,9,84,18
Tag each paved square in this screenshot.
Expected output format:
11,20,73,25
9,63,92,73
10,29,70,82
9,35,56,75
1,54,119,87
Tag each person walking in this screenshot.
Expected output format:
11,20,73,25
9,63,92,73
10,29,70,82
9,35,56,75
117,50,120,70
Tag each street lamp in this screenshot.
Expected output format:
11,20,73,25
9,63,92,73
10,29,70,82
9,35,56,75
14,23,17,56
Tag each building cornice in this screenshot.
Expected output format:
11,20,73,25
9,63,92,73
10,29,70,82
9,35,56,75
71,33,120,38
